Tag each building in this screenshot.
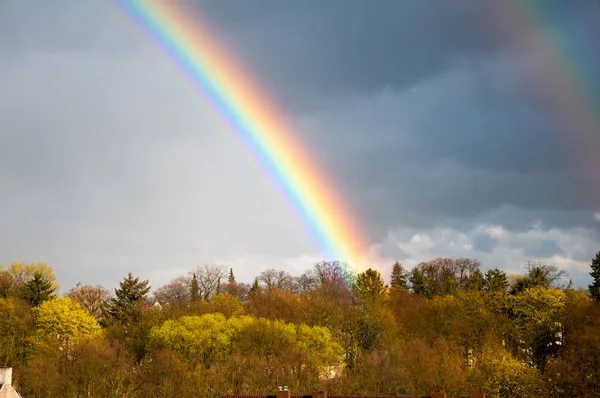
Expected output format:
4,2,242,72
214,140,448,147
0,367,22,398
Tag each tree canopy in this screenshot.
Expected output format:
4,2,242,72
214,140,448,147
2,257,599,398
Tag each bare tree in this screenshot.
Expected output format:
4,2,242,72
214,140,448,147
294,270,319,293
258,268,293,291
454,258,482,290
190,264,227,300
67,282,112,320
152,276,191,305
314,260,355,299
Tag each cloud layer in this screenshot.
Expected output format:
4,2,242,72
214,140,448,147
1,0,599,291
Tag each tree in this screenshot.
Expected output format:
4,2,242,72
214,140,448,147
390,262,409,293
228,268,236,284
150,313,232,367
190,264,227,300
152,276,190,306
0,297,35,365
249,277,261,294
509,286,566,371
0,269,17,298
0,262,59,298
525,261,566,286
484,268,509,292
354,268,387,301
510,262,566,295
108,272,151,322
67,282,111,320
191,273,199,301
589,251,600,302
295,270,319,293
510,276,534,295
454,258,482,291
33,297,102,349
258,268,293,291
314,260,355,301
464,269,484,291
23,271,57,307
410,268,431,298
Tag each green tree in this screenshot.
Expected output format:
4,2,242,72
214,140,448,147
191,273,199,301
228,268,236,284
509,286,566,371
23,271,57,307
588,251,600,302
354,268,387,301
390,262,409,293
410,268,431,298
510,277,534,295
484,268,509,292
0,262,59,299
528,266,551,288
108,272,150,322
465,269,484,291
249,277,261,294
510,263,565,295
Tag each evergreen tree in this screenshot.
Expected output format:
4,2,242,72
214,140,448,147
510,277,534,295
484,268,509,292
465,269,484,291
353,268,387,301
589,251,600,302
23,271,57,307
190,273,199,301
528,266,551,288
108,272,150,322
390,262,409,292
409,268,431,298
249,277,261,294
228,268,236,284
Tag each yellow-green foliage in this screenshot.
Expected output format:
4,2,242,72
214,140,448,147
32,296,102,347
478,342,546,398
149,313,233,366
149,313,344,368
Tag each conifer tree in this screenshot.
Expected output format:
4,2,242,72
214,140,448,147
23,271,57,307
354,268,387,301
228,268,236,284
108,272,150,322
390,262,409,292
191,273,199,301
483,268,509,292
250,277,261,294
410,268,431,298
589,251,600,302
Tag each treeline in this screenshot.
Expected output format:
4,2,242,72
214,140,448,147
1,253,600,397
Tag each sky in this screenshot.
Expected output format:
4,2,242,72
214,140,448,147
1,0,599,292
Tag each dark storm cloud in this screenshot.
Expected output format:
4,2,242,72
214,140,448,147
194,0,599,110
294,53,600,240
188,0,600,238
195,0,505,110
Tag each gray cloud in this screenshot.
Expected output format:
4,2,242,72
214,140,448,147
0,0,599,290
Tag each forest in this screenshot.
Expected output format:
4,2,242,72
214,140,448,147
1,252,600,398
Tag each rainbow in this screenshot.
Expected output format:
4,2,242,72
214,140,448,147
492,1,600,188
111,1,370,267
